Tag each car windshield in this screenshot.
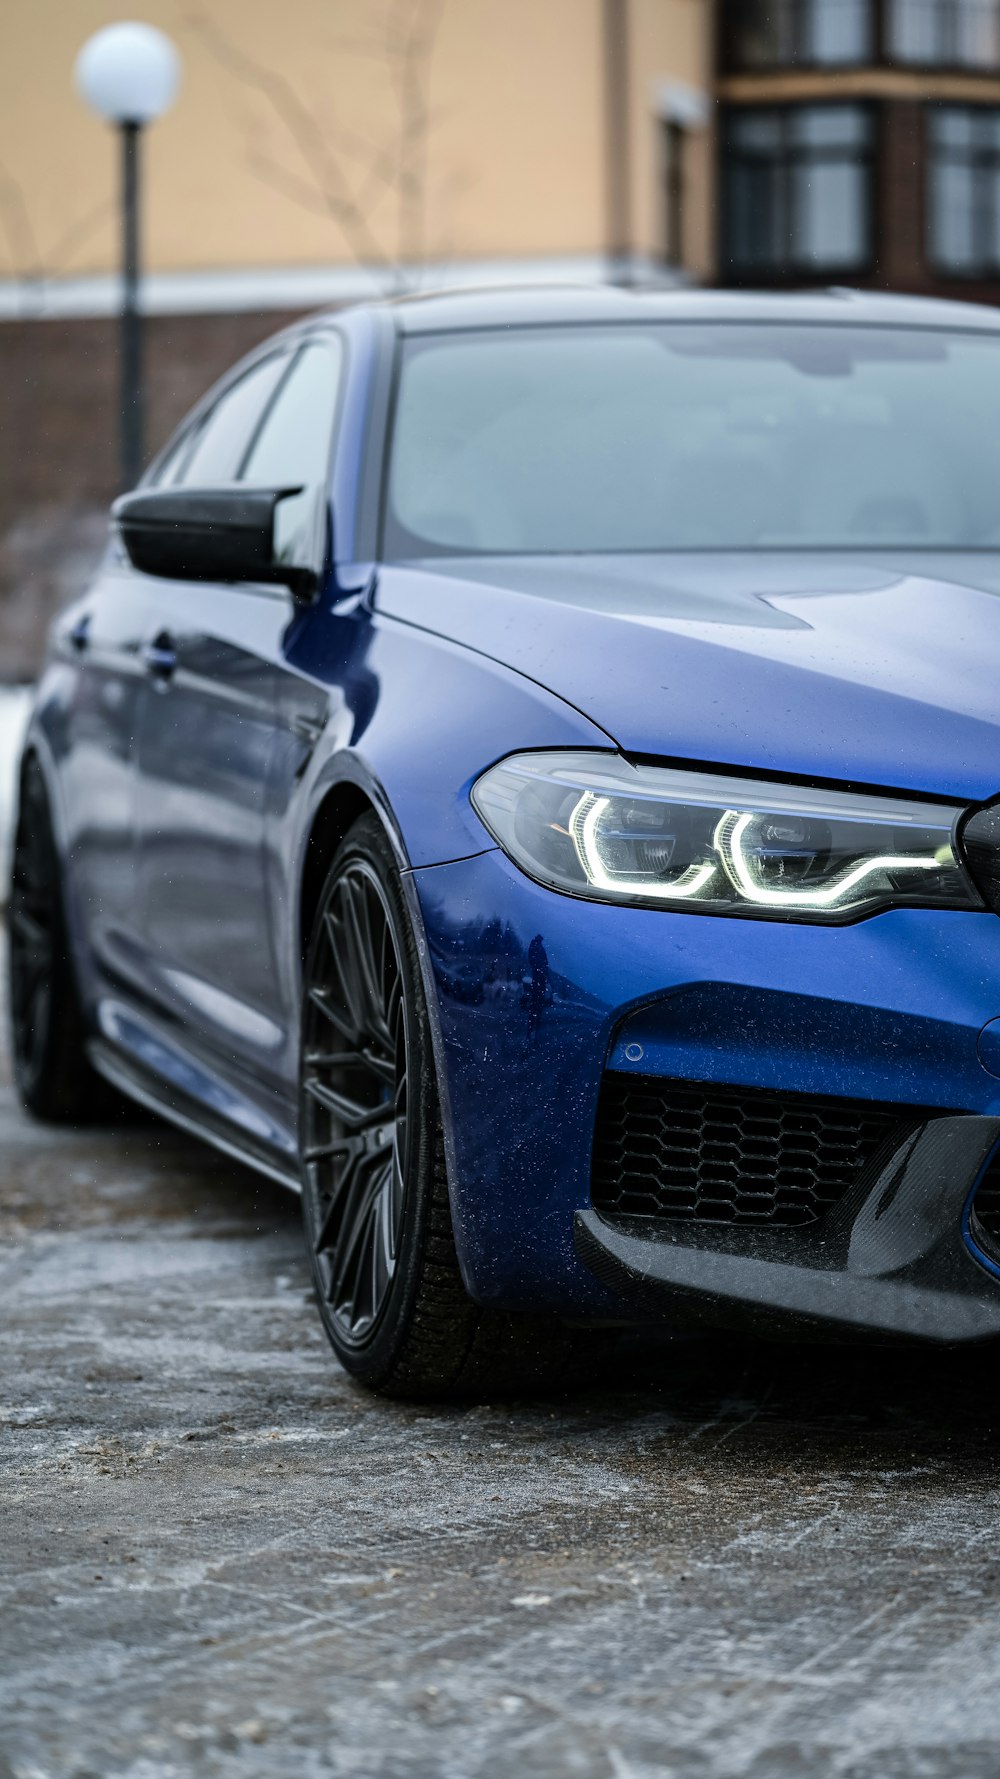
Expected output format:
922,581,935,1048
383,322,1000,555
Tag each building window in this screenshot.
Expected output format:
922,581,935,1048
721,1,1000,70
663,122,684,268
928,107,1000,274
722,105,874,279
888,1,1000,67
722,0,873,70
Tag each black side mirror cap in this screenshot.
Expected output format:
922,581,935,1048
112,485,321,602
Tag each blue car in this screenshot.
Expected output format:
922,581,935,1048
13,286,1000,1395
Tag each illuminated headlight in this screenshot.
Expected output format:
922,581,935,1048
471,752,981,923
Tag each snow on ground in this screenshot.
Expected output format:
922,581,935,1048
4,1073,1000,1779
0,686,32,891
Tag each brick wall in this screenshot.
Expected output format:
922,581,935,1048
877,99,925,292
0,307,308,679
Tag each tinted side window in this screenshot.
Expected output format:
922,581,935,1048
240,340,343,571
149,425,195,486
180,354,288,485
241,339,343,487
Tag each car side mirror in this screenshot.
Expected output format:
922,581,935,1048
112,485,322,602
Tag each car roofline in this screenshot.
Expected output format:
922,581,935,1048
299,282,1000,339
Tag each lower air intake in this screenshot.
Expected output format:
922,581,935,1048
591,1074,916,1229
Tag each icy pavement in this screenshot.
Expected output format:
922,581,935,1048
2,1036,1000,1777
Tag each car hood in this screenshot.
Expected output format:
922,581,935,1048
375,552,1000,803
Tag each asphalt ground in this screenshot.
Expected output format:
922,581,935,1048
3,1013,1000,1778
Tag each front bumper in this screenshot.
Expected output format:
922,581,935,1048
578,1115,1000,1342
408,845,1000,1338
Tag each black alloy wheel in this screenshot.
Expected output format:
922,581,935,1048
302,851,409,1347
299,814,594,1398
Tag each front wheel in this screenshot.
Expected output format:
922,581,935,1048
299,814,590,1398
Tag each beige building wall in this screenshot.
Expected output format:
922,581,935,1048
630,0,715,276
0,0,713,285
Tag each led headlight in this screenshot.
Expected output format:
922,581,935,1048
471,752,981,923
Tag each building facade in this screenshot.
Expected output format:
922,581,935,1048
0,0,715,312
717,0,1000,302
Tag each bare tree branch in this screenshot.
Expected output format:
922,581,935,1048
1,1,454,322
46,198,114,272
324,125,402,199
0,161,112,316
325,33,401,62
385,0,446,266
426,161,476,264
0,158,44,308
188,0,449,288
245,149,348,224
188,10,397,277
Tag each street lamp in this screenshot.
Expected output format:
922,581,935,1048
75,22,181,489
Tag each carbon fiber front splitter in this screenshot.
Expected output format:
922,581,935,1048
576,1115,1000,1343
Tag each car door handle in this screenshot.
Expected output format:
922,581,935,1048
290,709,328,780
142,634,177,681
68,613,91,653
291,712,327,745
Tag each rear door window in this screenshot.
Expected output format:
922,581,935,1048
240,339,343,487
240,339,343,566
180,354,288,485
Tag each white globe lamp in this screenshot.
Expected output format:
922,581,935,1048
75,23,182,486
75,22,180,125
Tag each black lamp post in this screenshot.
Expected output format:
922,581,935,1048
75,23,181,490
120,120,143,491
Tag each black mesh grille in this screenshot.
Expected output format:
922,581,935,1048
591,1074,913,1228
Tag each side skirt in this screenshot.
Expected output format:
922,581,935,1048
87,1038,302,1194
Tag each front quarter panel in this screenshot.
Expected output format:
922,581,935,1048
267,593,614,1101
286,599,612,863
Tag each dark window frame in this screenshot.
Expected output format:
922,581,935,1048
886,0,1000,71
719,0,876,72
720,100,878,285
719,0,1000,74
927,104,1000,277
662,120,685,270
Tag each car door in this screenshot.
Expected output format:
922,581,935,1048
53,555,148,1009
53,408,209,1012
130,336,344,1115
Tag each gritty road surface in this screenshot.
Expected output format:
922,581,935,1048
2,1030,1000,1778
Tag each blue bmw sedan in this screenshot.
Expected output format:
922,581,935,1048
12,285,1000,1395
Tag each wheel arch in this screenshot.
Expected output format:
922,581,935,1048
298,781,378,967
11,732,69,896
295,771,471,1293
297,747,429,966
14,719,64,851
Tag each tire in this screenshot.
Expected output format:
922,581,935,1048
299,813,595,1399
8,755,122,1124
